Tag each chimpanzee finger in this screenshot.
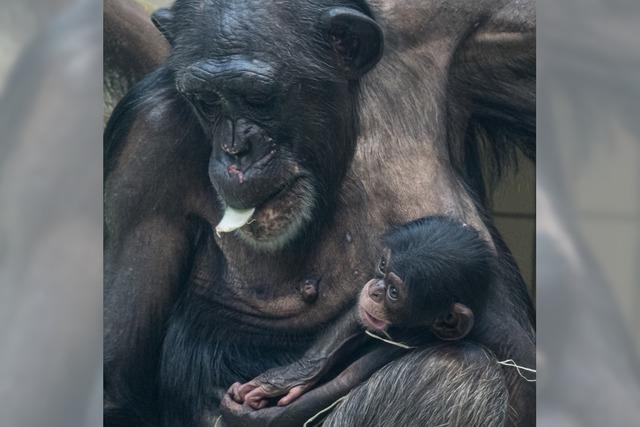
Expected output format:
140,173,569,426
243,387,276,408
227,382,244,403
236,381,260,401
277,385,307,406
245,393,269,410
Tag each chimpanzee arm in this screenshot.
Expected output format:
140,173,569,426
228,309,366,409
447,1,536,204
104,217,195,419
104,0,169,118
104,70,216,424
448,1,537,340
221,344,406,427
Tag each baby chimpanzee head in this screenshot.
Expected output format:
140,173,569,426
358,216,496,342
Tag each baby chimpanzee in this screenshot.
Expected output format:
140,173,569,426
228,216,496,409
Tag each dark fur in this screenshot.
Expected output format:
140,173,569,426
384,216,495,322
381,216,534,420
104,0,536,426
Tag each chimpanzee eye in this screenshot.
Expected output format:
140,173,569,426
243,93,274,109
192,92,222,116
387,285,399,301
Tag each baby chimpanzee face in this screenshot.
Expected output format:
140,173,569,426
357,216,494,342
357,249,475,341
357,248,411,330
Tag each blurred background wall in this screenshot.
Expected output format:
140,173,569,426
0,0,73,88
0,0,102,425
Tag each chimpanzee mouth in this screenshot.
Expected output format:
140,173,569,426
359,306,390,332
216,175,316,250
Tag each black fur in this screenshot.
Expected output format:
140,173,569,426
384,216,495,318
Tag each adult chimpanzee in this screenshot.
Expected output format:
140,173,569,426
228,216,499,411
104,0,535,426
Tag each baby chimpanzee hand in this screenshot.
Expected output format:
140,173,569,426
227,358,326,409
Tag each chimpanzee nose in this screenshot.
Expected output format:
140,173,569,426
368,280,386,303
221,142,250,157
220,119,250,157
220,119,271,165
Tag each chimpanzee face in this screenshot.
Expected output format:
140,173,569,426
153,0,383,251
357,248,415,331
357,248,475,341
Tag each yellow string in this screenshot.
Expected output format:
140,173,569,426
365,331,536,383
364,330,416,349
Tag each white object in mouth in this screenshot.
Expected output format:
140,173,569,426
215,206,256,234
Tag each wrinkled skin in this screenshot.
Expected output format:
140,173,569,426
221,345,405,427
104,0,535,426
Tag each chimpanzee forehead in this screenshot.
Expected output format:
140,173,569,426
172,0,325,68
192,1,314,45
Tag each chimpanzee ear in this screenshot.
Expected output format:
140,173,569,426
151,8,175,44
431,303,475,341
321,7,384,79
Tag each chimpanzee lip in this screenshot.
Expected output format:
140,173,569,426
222,174,297,212
359,306,390,331
255,173,311,211
258,178,295,207
233,174,315,248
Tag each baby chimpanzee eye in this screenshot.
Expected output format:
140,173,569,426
387,285,399,301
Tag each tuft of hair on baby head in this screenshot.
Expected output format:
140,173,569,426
383,215,496,317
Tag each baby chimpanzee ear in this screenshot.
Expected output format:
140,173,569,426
431,303,474,341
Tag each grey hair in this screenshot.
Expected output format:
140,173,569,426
237,177,318,252
323,343,509,427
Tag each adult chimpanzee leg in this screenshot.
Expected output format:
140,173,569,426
323,343,509,427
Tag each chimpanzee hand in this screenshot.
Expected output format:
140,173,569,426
220,345,406,427
227,358,326,409
219,392,299,427
221,372,337,427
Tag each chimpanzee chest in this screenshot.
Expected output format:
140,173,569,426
188,215,379,334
